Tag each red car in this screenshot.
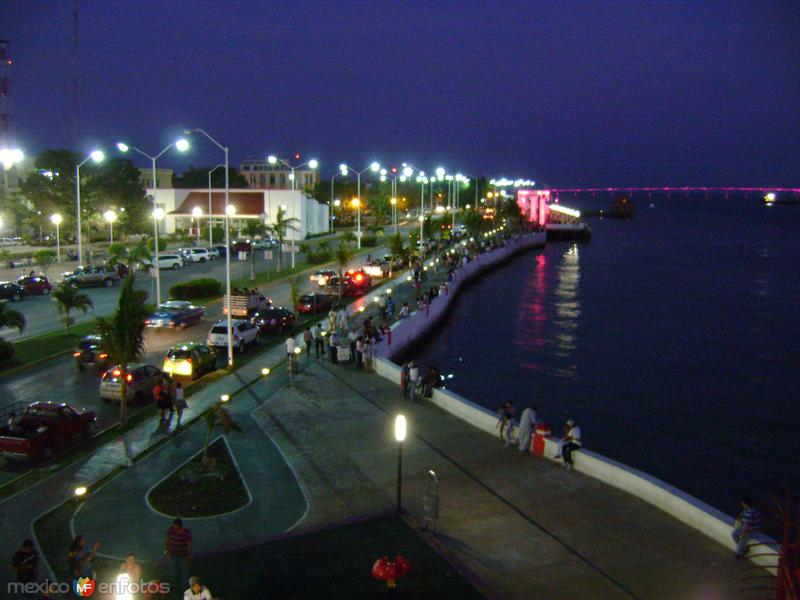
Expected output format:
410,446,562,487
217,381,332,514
16,275,53,295
296,292,334,314
345,268,372,288
0,402,96,461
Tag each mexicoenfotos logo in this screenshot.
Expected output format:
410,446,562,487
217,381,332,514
73,577,96,597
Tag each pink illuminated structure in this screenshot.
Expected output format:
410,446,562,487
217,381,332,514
516,189,550,225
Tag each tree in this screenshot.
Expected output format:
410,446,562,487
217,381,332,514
464,210,485,237
335,240,353,302
174,166,248,189
202,402,241,468
341,231,356,245
388,233,405,276
94,274,150,427
289,275,302,309
146,237,167,252
265,207,299,272
0,301,25,333
86,157,147,234
52,284,93,333
106,242,128,266
33,249,57,275
367,187,390,223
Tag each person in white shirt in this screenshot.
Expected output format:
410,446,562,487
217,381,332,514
517,406,538,452
184,576,214,600
407,361,420,402
554,419,582,469
285,336,297,357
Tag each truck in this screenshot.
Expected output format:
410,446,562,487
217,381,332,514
223,291,272,318
0,402,96,462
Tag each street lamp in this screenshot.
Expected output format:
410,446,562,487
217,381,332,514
268,154,319,191
394,414,407,515
390,197,398,233
117,139,189,305
329,171,341,233
340,161,381,248
103,210,117,244
75,150,105,265
50,214,63,262
185,128,234,368
192,206,202,246
418,215,425,257
0,148,24,192
208,163,225,246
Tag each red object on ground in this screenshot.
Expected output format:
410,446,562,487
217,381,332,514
532,422,551,456
385,326,392,345
372,555,411,588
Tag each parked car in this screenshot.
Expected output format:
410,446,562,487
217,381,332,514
16,275,53,295
251,237,279,250
296,292,334,314
205,247,220,260
206,319,259,353
0,402,96,461
99,363,163,404
310,269,337,287
139,254,184,270
181,248,212,263
213,245,228,258
73,334,110,371
251,307,295,334
0,281,27,301
109,262,130,278
62,265,120,288
145,300,205,329
162,343,217,379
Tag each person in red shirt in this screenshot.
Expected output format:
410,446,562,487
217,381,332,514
165,518,192,591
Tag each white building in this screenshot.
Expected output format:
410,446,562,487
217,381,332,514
240,158,319,191
148,188,329,240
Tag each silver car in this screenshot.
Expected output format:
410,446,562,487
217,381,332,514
99,363,163,404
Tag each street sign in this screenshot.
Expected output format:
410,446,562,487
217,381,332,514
264,251,273,260
282,244,300,253
238,251,247,261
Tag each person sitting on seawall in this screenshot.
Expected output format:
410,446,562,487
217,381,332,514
553,419,581,469
732,497,761,558
517,405,539,452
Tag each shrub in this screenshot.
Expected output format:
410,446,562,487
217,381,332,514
360,235,378,247
305,250,331,265
147,237,168,252
298,242,311,254
169,278,223,300
0,338,14,364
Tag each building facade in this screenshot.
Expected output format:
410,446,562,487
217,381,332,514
240,158,319,191
138,168,173,189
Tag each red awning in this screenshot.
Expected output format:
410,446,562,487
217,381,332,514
171,191,264,216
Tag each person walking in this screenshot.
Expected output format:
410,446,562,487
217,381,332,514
347,328,358,363
355,337,364,369
517,406,538,452
313,324,324,358
378,294,387,320
285,336,297,358
554,419,582,469
496,401,516,447
407,361,420,402
173,382,187,428
165,518,192,593
303,328,313,355
11,539,38,587
732,497,761,558
154,380,170,423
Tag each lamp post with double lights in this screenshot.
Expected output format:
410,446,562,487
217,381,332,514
75,150,105,265
50,214,62,262
185,129,234,368
103,210,117,244
267,155,319,191
340,161,380,248
117,139,189,304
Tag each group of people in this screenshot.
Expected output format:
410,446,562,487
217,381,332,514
399,361,442,402
153,379,188,427
496,401,583,469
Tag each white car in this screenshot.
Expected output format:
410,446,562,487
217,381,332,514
141,254,184,270
205,247,220,260
207,319,259,353
183,248,212,263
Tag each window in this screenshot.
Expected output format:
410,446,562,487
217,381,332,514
260,174,266,185
270,175,276,185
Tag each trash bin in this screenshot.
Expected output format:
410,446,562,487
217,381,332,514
532,423,551,457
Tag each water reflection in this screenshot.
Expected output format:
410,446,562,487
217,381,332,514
513,244,581,377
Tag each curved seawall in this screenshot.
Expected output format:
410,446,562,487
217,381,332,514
372,232,779,571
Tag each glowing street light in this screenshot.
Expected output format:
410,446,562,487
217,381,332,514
75,149,105,265
340,161,382,247
103,209,117,244
117,138,189,304
394,415,407,514
50,213,63,262
268,154,319,190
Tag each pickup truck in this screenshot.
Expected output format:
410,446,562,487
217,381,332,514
223,291,272,318
0,402,96,462
62,265,120,288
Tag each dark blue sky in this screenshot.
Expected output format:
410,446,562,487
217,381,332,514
3,0,799,187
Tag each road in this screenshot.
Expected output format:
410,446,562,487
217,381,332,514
0,244,390,432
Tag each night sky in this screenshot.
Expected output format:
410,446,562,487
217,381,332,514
3,0,799,187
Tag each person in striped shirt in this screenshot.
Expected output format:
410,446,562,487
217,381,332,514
732,497,760,558
165,518,192,591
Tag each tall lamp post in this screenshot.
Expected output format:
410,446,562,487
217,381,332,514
339,161,380,248
394,414,407,515
75,150,105,265
117,139,189,305
192,206,202,246
329,172,341,233
267,155,319,191
1,148,24,193
208,163,225,246
186,128,234,368
50,214,62,262
103,210,117,244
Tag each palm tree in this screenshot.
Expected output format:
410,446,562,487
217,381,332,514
335,240,353,303
203,402,241,468
265,207,300,272
52,284,94,333
0,302,25,334
94,274,150,427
